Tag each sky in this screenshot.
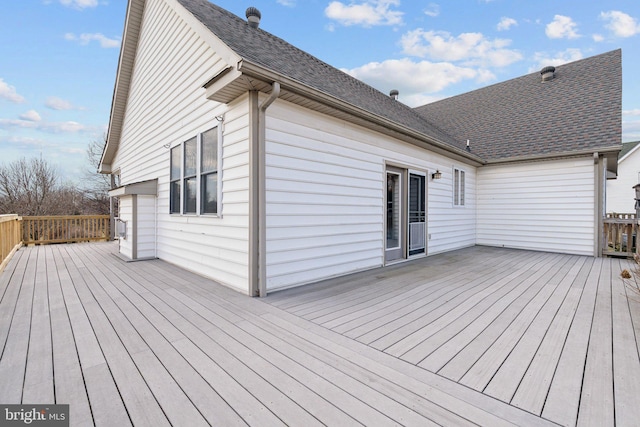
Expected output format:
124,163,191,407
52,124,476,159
1,0,640,183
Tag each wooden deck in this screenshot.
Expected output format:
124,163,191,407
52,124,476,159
0,243,638,426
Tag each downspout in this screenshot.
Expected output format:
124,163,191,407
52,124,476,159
249,82,280,297
594,152,605,257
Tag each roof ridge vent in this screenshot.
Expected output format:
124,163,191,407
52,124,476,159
389,89,399,100
246,7,261,29
540,65,556,82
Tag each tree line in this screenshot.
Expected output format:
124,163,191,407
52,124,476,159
0,140,110,216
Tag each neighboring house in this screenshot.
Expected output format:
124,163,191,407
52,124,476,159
100,0,622,296
606,141,640,213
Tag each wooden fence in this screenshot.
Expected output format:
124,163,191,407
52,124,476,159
0,214,22,272
603,213,638,258
22,215,111,245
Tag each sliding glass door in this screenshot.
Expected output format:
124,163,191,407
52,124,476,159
408,173,426,256
385,167,427,264
385,168,404,263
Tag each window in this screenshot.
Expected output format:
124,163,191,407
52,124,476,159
169,126,220,215
184,137,197,213
200,128,218,214
454,167,465,206
170,146,181,213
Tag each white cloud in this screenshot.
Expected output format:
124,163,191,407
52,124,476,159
19,110,42,122
400,29,522,67
325,0,403,27
530,48,583,72
424,3,440,18
600,11,640,38
59,0,98,9
0,118,95,134
497,17,517,31
545,15,580,39
4,135,50,148
623,109,640,116
277,0,296,6
0,78,25,103
623,117,640,141
475,68,497,83
592,33,604,42
45,96,82,111
342,58,491,106
65,32,121,48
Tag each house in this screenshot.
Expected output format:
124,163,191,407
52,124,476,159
100,0,622,296
606,141,640,213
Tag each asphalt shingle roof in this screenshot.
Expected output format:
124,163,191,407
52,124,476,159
414,50,622,161
177,0,621,163
619,141,640,159
176,0,465,151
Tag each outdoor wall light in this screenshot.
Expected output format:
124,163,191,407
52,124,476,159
431,170,442,180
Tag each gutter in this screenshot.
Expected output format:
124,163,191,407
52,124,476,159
249,82,280,297
594,153,605,257
483,145,622,165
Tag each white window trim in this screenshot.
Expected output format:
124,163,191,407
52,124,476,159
169,126,222,217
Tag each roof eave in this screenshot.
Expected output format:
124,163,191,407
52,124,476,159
484,145,622,172
108,178,158,197
100,0,146,174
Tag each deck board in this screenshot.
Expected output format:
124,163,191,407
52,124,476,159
421,252,567,373
483,256,586,402
1,242,639,426
331,248,528,336
0,250,27,365
23,247,55,403
51,245,128,427
59,245,170,427
0,248,36,404
458,255,577,391
46,246,94,426
611,258,640,425
360,250,537,348
541,257,602,426
79,245,276,426
577,257,615,426
401,252,559,365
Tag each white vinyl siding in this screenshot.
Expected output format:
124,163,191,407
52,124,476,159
264,100,476,290
606,147,640,213
118,197,133,259
477,158,595,256
109,0,250,293
137,195,157,259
